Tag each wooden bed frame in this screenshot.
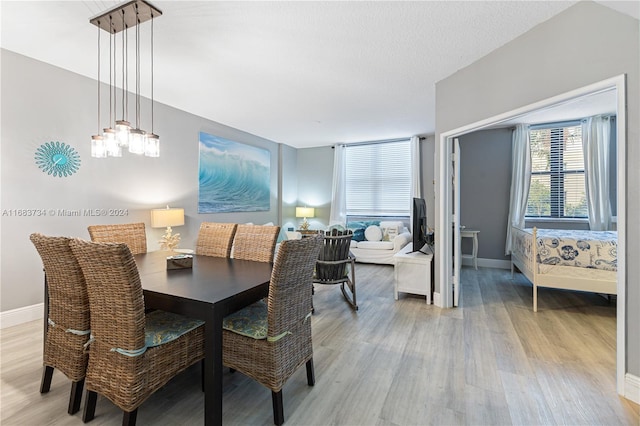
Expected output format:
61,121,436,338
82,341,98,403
510,226,617,312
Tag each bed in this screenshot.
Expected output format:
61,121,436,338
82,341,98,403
510,226,617,311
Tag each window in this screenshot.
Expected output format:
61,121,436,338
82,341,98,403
526,122,587,218
345,140,411,217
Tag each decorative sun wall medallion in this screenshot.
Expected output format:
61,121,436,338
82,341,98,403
35,141,81,177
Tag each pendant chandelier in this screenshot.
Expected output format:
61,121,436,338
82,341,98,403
90,0,162,158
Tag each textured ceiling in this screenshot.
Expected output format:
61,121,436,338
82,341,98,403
1,1,637,148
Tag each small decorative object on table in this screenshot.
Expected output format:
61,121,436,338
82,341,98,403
166,254,193,270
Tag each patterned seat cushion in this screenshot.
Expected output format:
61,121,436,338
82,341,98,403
222,300,268,340
145,310,205,348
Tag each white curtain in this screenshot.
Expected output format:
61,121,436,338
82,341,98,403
505,124,531,255
329,144,347,227
582,115,612,231
409,136,422,231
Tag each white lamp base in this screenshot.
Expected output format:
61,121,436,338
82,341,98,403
159,226,181,251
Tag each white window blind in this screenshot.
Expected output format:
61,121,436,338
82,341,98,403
345,140,411,216
526,122,587,218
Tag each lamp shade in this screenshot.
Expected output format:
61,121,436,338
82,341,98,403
295,207,315,218
150,207,184,228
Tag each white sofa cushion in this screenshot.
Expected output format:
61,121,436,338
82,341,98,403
355,240,395,250
364,225,383,241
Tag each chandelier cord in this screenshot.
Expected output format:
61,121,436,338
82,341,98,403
136,6,140,129
96,21,100,133
108,15,113,129
121,10,125,122
151,12,154,133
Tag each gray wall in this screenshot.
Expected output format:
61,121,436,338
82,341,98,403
459,128,512,261
435,1,639,376
296,146,334,230
0,49,293,312
279,143,299,233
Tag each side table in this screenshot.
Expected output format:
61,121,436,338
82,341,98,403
460,229,480,270
393,243,433,304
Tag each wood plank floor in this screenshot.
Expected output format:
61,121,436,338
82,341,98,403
2,265,638,425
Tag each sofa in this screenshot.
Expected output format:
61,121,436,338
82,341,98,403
347,221,411,265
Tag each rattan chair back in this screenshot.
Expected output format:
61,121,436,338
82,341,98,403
69,238,205,423
71,239,146,352
195,222,237,257
30,233,90,414
223,235,323,425
267,234,322,347
87,222,147,255
232,224,281,263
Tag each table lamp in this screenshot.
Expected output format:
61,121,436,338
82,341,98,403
295,207,315,231
150,206,185,250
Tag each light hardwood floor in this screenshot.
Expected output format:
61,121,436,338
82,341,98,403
1,264,638,425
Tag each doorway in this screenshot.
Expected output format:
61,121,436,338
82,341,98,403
435,75,627,396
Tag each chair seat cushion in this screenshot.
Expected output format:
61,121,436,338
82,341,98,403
222,300,268,340
145,310,205,348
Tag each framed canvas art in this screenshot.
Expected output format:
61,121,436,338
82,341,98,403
198,132,270,213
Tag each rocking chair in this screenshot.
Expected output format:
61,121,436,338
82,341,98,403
313,229,357,310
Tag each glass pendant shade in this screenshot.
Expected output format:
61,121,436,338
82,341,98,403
103,127,116,143
129,129,146,154
103,128,122,157
144,133,160,157
115,120,131,147
91,135,107,158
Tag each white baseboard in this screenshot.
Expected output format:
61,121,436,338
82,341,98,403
0,303,44,329
433,292,442,308
461,257,511,270
625,373,640,404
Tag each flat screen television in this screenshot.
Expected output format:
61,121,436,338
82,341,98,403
411,197,428,254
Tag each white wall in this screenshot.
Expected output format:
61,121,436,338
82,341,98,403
0,49,289,313
434,1,639,376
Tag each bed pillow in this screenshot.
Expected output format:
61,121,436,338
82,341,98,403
364,225,383,242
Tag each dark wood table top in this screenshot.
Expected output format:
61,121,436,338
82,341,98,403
135,251,272,307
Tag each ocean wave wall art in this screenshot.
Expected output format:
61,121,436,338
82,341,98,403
198,132,271,213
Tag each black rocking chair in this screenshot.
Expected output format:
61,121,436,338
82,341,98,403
313,229,357,310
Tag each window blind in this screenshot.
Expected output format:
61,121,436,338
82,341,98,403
527,123,587,218
345,140,411,216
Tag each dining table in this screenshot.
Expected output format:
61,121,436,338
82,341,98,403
135,251,273,426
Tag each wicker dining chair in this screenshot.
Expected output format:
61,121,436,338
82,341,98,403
29,233,90,415
69,239,205,426
232,224,281,263
87,222,147,255
195,222,238,258
312,229,358,310
222,235,323,426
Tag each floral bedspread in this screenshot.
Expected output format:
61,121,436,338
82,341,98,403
533,229,617,272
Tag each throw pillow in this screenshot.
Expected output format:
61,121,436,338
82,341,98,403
364,225,383,242
352,228,366,242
